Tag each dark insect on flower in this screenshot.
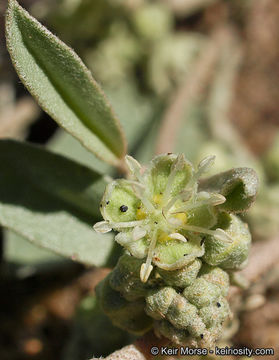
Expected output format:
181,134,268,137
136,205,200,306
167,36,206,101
120,205,128,212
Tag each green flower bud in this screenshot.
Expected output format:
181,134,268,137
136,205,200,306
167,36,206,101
202,213,251,270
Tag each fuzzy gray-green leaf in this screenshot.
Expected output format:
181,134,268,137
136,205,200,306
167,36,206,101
0,140,114,266
199,167,259,213
5,0,126,166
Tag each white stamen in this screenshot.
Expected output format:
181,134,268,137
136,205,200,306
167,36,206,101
125,155,143,181
169,233,187,242
140,230,157,282
172,192,226,214
163,190,192,214
208,193,226,205
197,155,216,176
214,228,233,243
124,179,155,211
185,156,215,198
131,183,155,212
140,263,153,283
178,224,233,243
93,221,112,233
132,226,147,241
124,180,145,189
197,191,211,201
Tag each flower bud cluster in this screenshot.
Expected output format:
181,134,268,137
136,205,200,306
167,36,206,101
97,254,231,347
94,153,258,346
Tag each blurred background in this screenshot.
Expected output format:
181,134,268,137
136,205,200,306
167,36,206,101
0,0,279,359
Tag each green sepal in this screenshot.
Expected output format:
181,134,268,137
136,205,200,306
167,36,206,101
147,154,193,197
199,167,259,213
101,180,141,223
186,205,217,229
115,232,148,259
153,237,204,270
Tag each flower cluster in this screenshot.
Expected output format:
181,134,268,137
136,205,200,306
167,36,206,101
94,154,250,281
94,153,258,346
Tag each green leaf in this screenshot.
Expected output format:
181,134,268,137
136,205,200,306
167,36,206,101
4,230,63,266
199,167,259,213
5,0,126,167
48,81,158,174
0,140,114,266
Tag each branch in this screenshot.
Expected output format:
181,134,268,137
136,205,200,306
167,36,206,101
155,27,228,155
